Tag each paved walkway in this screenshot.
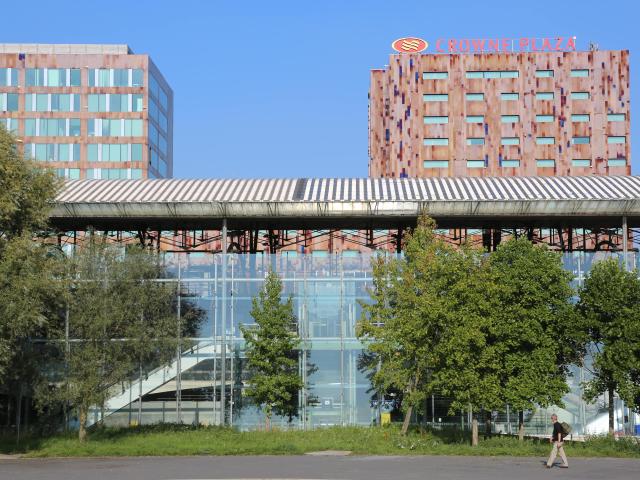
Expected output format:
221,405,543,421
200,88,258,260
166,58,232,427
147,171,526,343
1,454,639,480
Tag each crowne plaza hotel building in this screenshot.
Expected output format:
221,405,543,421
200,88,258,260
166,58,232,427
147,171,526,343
369,49,630,177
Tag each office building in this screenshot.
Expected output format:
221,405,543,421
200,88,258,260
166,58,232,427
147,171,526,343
369,49,630,177
0,43,173,179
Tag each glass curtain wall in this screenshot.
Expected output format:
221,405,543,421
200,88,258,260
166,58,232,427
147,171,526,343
90,250,638,435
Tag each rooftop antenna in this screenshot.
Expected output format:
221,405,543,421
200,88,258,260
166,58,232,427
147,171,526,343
589,41,599,52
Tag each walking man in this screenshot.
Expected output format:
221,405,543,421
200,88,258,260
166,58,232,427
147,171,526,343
546,414,568,469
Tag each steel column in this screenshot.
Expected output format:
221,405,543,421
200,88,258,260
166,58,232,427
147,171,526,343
220,218,228,425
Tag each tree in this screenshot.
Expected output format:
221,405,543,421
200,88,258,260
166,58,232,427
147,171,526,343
44,239,199,442
577,258,640,436
240,270,303,430
0,124,60,239
485,239,581,440
429,238,579,445
359,216,481,435
0,125,61,436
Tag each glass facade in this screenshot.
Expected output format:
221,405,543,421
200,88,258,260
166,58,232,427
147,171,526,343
82,250,640,434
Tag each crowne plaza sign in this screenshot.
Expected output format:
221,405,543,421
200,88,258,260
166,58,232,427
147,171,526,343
392,36,577,54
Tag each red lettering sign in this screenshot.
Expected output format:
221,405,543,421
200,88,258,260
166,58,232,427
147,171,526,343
396,36,578,54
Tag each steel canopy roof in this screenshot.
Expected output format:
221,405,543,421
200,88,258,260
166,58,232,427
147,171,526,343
51,176,640,230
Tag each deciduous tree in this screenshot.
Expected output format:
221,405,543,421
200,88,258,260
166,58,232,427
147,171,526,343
45,239,200,442
240,270,303,430
577,258,640,435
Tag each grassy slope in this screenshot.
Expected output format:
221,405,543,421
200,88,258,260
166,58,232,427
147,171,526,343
1,425,639,458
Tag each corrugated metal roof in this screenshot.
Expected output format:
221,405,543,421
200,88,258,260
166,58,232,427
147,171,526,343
57,176,640,204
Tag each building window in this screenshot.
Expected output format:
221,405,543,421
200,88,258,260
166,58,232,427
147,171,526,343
0,93,18,112
26,68,80,87
467,138,485,145
536,92,554,100
466,160,485,168
88,93,143,112
536,115,554,123
501,137,520,145
570,69,589,77
535,70,554,78
90,168,143,180
423,94,449,102
572,159,591,167
25,93,81,112
607,113,625,122
24,143,80,162
501,115,519,123
88,119,143,137
423,72,448,80
571,91,590,100
536,137,555,145
89,68,145,87
571,136,590,145
607,136,626,144
608,158,626,167
466,70,519,79
24,118,81,137
501,93,519,100
501,159,520,167
0,118,18,133
605,158,626,167
536,159,555,167
85,143,144,162
423,160,449,168
423,116,448,124
466,115,484,123
571,114,590,122
466,93,484,101
423,138,449,146
0,68,18,86
52,168,80,179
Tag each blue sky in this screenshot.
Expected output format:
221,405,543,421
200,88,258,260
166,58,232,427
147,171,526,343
2,0,637,177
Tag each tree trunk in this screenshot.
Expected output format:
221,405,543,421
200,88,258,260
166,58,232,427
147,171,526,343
608,386,615,436
401,404,414,435
78,405,88,442
265,413,271,432
518,410,525,441
471,417,479,446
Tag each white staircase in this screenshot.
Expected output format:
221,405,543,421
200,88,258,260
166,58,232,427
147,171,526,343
88,341,224,426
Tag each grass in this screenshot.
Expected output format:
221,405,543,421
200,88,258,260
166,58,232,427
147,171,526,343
1,424,639,458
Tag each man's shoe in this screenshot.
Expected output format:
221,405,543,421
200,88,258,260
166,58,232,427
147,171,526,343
559,465,569,469
545,465,552,469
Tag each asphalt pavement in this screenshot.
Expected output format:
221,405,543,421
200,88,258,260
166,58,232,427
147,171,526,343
1,454,639,480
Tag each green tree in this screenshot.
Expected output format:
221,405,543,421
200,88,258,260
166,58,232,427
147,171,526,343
44,239,199,442
240,270,303,430
577,258,640,435
359,216,482,435
0,125,60,239
0,125,61,435
429,238,579,445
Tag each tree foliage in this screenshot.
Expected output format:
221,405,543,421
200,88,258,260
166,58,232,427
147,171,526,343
359,216,483,434
577,258,640,434
0,124,61,239
240,270,303,429
0,125,61,408
42,238,202,441
360,218,581,442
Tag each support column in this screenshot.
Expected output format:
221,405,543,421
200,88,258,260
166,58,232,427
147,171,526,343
220,219,228,425
623,216,629,272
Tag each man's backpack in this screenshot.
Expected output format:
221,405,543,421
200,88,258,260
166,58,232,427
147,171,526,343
560,422,572,436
